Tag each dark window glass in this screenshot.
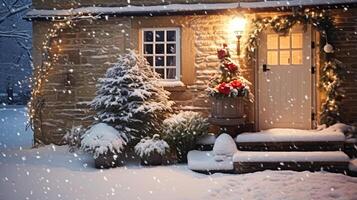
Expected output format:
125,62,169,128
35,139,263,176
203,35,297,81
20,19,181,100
155,44,164,54
166,56,176,66
144,44,153,54
167,31,176,41
166,68,176,79
145,56,153,66
155,68,165,78
155,31,164,42
167,44,176,54
155,56,164,66
144,31,153,42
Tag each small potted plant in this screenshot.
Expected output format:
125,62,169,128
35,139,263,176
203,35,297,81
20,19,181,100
134,134,170,165
81,123,127,169
207,44,253,120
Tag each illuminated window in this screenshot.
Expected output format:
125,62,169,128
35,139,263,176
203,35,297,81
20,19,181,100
266,33,303,65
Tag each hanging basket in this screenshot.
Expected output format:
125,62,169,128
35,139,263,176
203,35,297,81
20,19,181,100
211,97,244,118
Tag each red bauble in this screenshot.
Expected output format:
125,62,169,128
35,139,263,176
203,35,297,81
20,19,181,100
218,82,231,95
230,80,243,89
226,63,238,72
217,49,227,60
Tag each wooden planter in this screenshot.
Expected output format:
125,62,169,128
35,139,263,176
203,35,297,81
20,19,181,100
209,97,246,137
94,151,122,169
141,152,164,166
211,97,245,119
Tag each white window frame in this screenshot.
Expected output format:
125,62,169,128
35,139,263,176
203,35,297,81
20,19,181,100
141,28,181,82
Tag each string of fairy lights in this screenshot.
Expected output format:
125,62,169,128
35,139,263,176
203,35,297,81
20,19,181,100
244,9,346,126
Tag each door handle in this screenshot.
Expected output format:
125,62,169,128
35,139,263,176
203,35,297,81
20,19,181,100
263,64,271,72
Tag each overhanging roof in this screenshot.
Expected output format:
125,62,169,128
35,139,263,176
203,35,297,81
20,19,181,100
26,0,357,19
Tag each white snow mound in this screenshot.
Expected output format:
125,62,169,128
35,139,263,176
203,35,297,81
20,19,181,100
81,123,126,158
213,133,237,156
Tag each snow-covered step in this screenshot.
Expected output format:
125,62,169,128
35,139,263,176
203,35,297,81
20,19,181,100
187,150,234,172
233,151,350,174
236,127,346,151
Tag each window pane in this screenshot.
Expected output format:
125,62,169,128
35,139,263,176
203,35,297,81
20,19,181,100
155,44,164,54
292,50,303,65
144,31,153,42
155,68,165,78
279,35,290,49
267,34,278,50
292,33,303,48
155,56,164,66
166,68,176,79
267,51,278,65
167,31,176,41
144,44,153,54
166,56,176,66
155,31,164,42
280,50,290,65
145,56,153,66
167,44,176,54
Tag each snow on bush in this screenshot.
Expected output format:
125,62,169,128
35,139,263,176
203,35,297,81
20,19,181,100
81,123,127,158
213,133,237,156
90,50,174,141
163,111,209,162
62,125,85,152
134,134,169,158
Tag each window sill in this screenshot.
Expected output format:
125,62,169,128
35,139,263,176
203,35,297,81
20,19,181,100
159,81,186,92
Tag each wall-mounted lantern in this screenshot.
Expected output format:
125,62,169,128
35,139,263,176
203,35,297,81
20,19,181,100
230,16,246,56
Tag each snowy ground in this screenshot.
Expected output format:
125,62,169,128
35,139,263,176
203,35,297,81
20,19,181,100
1,107,357,200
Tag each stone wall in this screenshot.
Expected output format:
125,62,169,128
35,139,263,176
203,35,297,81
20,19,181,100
32,18,131,143
332,8,357,123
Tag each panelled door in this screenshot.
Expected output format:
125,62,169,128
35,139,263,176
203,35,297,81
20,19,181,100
258,25,312,130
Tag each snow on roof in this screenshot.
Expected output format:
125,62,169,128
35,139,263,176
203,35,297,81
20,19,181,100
26,0,357,19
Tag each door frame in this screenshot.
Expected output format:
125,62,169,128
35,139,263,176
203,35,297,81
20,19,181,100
254,25,318,131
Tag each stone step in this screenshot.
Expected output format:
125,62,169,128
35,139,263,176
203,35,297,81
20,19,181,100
196,134,346,151
237,128,345,151
233,151,350,174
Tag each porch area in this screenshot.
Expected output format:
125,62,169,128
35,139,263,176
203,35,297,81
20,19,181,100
189,123,357,176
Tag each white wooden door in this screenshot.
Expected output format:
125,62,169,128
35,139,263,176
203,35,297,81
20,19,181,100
258,26,312,130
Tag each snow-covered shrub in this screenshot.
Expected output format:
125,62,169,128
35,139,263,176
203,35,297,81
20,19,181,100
91,50,174,142
134,134,169,158
163,111,209,163
63,125,85,152
81,123,127,158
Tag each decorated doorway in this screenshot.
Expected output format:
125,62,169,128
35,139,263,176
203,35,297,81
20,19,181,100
257,25,313,130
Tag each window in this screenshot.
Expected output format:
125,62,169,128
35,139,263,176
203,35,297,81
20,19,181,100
267,32,303,65
142,28,180,80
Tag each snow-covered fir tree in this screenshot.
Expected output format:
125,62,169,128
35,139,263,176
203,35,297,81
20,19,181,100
91,50,174,142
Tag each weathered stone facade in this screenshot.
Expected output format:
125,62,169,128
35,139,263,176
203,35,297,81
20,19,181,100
32,18,131,143
30,3,357,144
332,9,357,123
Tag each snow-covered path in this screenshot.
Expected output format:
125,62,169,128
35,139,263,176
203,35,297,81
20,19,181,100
0,107,357,200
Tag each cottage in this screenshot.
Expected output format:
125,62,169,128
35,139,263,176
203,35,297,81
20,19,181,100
26,0,357,144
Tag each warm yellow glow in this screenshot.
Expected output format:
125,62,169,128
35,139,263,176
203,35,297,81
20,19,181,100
230,16,247,36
